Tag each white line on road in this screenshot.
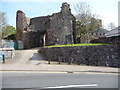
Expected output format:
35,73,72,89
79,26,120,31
43,84,98,89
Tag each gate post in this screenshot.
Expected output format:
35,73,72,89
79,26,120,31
3,55,5,63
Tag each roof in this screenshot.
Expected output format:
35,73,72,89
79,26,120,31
105,26,120,37
4,34,16,40
92,28,108,34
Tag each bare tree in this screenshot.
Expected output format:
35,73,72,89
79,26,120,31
0,12,7,39
75,2,92,26
107,22,116,30
0,12,7,28
74,2,101,43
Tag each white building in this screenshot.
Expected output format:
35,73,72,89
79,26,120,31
105,26,120,37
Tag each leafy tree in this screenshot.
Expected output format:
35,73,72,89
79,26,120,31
0,12,16,39
2,26,16,38
74,2,102,43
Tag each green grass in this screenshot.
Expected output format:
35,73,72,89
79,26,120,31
45,43,111,48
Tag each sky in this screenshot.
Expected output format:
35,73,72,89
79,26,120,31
118,1,120,26
0,0,119,30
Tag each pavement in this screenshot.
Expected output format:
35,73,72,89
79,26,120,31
0,48,119,73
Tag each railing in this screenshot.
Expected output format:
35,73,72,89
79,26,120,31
0,40,15,63
0,48,15,59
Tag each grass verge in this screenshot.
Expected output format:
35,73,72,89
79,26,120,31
45,43,111,48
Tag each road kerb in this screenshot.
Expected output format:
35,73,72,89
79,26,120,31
0,70,119,75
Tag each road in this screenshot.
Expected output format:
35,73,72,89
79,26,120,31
0,71,119,89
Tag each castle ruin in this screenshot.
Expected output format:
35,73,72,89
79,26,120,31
16,2,76,49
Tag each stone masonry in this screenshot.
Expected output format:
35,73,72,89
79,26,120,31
41,45,119,68
16,3,75,49
45,3,75,46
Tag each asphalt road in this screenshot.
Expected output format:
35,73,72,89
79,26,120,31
0,72,119,89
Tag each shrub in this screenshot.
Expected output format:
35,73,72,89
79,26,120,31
38,49,42,53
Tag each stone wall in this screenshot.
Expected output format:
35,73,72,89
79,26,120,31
41,45,119,68
22,31,44,49
18,41,24,50
29,16,50,32
45,3,75,45
90,36,120,45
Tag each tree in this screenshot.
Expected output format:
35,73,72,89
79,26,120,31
74,2,92,25
74,2,101,43
2,26,16,38
0,12,7,29
0,12,7,39
107,22,116,30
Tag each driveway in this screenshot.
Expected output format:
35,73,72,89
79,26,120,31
3,48,48,65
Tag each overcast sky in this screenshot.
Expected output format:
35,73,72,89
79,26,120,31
1,0,119,30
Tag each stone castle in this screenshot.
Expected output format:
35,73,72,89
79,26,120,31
16,2,76,49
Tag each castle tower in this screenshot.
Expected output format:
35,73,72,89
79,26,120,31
16,10,28,49
61,2,71,15
16,10,27,41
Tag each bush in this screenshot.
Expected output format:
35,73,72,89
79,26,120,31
38,49,42,53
